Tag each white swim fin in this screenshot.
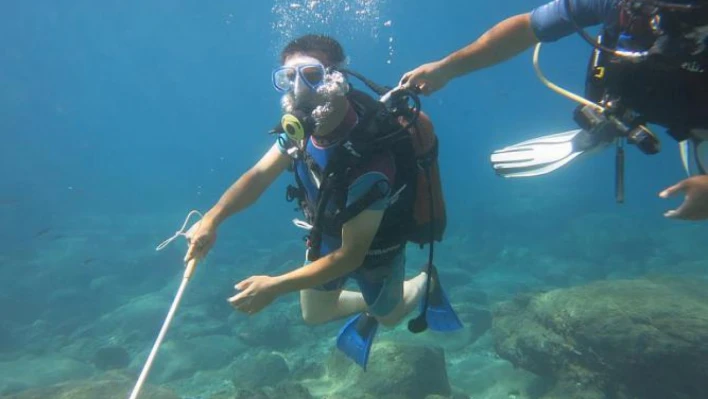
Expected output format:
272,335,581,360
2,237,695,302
490,129,608,178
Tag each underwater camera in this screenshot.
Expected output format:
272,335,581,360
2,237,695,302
573,103,660,156
572,101,661,203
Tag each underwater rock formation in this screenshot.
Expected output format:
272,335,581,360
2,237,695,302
326,342,457,399
230,309,296,349
233,381,313,399
492,276,708,399
2,370,179,399
92,345,131,370
129,334,246,384
0,354,95,396
230,351,291,390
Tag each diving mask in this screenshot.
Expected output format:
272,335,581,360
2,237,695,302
273,64,327,93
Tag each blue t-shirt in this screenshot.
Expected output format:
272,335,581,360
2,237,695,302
530,0,620,42
277,133,396,259
276,133,392,211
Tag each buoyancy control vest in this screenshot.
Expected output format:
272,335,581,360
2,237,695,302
275,87,447,263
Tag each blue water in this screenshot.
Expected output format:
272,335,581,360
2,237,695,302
1,1,706,398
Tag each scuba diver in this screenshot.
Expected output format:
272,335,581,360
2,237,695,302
400,0,708,221
183,34,462,370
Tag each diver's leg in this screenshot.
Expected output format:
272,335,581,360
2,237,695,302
299,285,367,325
395,270,428,321
358,252,428,327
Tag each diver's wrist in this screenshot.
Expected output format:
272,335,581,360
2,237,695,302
269,275,291,296
203,207,225,228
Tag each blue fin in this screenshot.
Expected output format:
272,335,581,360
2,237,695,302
425,266,463,332
336,312,379,370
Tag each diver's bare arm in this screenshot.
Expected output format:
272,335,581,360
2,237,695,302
271,210,384,293
205,144,290,226
440,13,539,80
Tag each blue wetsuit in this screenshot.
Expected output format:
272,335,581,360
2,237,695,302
277,133,406,317
530,0,619,42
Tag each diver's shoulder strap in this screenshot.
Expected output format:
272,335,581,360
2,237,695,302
345,88,407,151
347,89,387,132
335,178,389,224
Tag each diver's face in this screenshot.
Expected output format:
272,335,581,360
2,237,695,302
283,54,325,99
278,52,349,126
281,54,326,108
274,53,326,110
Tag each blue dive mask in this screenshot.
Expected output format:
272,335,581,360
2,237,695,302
272,63,327,93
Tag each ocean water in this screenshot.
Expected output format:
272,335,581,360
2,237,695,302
1,1,707,398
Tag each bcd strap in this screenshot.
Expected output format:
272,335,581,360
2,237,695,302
306,176,332,261
333,179,389,225
306,152,350,261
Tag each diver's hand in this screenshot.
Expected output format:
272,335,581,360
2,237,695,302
659,175,708,221
228,276,280,315
184,218,217,263
399,60,451,96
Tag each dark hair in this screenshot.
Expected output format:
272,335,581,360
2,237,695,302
280,34,346,67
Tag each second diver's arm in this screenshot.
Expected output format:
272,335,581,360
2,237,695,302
431,0,614,82
437,13,540,81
